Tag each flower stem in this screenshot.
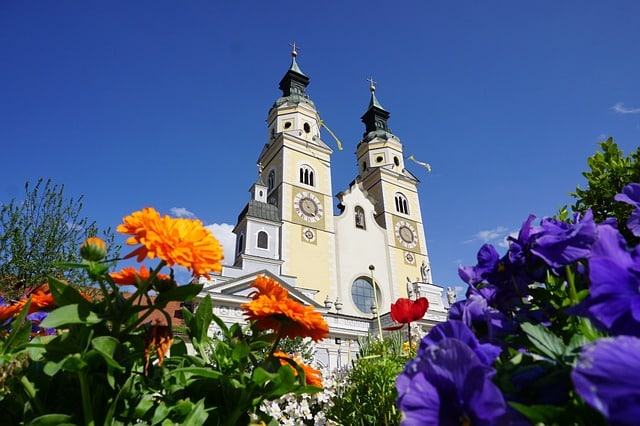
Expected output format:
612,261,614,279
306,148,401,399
269,328,284,357
565,265,578,306
78,371,95,426
20,376,44,414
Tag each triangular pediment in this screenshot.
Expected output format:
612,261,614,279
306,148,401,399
201,269,321,308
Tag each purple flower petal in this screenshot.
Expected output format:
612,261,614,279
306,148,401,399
398,338,509,426
572,336,640,425
575,223,640,335
420,320,501,366
531,210,597,268
614,183,640,237
614,183,640,208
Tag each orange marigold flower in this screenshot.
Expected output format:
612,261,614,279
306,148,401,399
248,275,289,300
110,265,170,285
242,279,329,342
80,237,107,261
144,322,173,375
117,207,223,277
273,351,323,388
0,284,55,322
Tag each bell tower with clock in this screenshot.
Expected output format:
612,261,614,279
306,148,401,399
202,50,448,365
256,47,338,301
354,81,433,297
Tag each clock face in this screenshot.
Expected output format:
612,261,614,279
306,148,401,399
302,227,316,242
395,221,418,248
294,192,323,222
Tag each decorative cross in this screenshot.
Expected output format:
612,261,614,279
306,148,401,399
289,41,299,56
366,76,377,91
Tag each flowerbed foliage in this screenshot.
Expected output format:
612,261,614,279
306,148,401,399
327,333,409,426
396,181,640,425
0,207,327,425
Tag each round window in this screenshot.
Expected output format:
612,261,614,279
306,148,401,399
303,122,311,133
351,277,380,313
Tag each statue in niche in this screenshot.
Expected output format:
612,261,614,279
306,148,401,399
420,260,429,283
447,287,457,305
355,207,365,229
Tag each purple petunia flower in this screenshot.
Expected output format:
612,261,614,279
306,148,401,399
459,244,501,286
572,223,640,336
397,337,509,426
420,320,501,366
571,336,640,425
507,214,537,265
530,209,597,268
27,311,55,335
449,291,515,342
615,183,640,237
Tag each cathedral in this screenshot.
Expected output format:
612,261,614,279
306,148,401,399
197,49,448,369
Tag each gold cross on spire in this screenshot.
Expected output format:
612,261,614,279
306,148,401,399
289,41,299,57
366,76,377,92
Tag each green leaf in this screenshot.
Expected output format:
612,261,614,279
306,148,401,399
53,261,90,269
47,276,94,309
44,353,88,374
509,402,567,423
40,304,102,328
90,336,124,371
150,402,171,425
133,394,155,419
188,295,216,355
520,322,565,360
182,398,209,424
169,367,224,379
231,341,250,362
171,336,188,356
155,283,203,307
26,414,75,426
1,299,33,354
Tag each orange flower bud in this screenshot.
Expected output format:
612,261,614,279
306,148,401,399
80,237,107,261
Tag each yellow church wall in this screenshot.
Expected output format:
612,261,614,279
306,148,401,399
280,220,337,304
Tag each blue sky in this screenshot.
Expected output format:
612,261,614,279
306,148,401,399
1,2,639,298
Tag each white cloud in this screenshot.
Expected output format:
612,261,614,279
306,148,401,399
612,102,640,114
465,226,508,244
170,207,196,218
206,223,236,266
464,226,515,250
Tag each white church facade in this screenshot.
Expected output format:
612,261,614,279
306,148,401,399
197,50,449,369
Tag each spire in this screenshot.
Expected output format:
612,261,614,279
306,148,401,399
278,42,310,100
361,77,391,138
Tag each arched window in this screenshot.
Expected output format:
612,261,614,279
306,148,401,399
257,231,268,249
351,277,381,314
394,193,409,215
354,206,366,229
237,233,244,254
299,165,315,186
267,170,275,192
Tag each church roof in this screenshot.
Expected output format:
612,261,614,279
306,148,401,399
237,199,280,223
361,80,395,142
274,48,315,108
